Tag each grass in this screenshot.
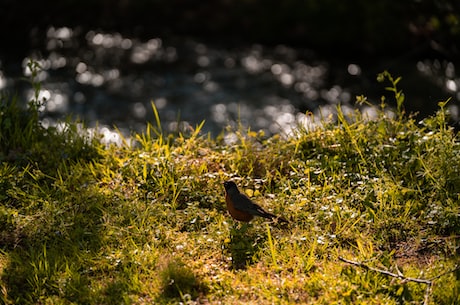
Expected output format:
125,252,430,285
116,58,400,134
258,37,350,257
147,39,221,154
0,64,459,304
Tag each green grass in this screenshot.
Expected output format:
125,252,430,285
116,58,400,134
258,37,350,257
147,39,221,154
0,66,459,304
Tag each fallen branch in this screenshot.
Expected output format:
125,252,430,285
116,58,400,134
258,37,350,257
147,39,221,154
338,256,431,284
338,256,460,305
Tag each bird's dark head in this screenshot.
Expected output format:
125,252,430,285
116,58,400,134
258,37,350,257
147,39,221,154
223,180,238,192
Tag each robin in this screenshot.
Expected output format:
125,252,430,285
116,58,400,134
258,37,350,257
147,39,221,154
223,180,288,223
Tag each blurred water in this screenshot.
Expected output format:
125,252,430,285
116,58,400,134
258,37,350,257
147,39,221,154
1,27,458,144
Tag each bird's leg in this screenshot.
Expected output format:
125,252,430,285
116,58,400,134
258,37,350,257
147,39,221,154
240,222,250,233
232,221,250,233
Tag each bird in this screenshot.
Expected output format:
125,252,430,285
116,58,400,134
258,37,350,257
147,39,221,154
223,180,288,223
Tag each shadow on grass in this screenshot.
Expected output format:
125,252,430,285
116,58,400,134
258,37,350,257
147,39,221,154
155,256,208,304
1,184,107,304
226,223,267,270
0,83,120,303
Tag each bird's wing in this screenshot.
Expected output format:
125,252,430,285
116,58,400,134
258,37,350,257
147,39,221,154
233,193,275,219
232,193,256,211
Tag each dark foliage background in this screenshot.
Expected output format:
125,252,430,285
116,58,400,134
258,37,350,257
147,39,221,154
1,0,459,59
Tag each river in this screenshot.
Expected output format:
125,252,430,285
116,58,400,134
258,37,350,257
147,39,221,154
1,27,458,144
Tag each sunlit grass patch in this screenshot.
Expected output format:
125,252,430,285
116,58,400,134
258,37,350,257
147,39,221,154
1,64,459,304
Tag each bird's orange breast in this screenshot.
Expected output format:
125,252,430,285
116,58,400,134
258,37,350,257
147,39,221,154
226,194,254,222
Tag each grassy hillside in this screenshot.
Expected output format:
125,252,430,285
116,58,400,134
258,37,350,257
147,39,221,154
0,66,459,304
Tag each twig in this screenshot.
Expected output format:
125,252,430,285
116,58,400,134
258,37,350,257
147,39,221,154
339,256,433,304
338,256,431,284
394,264,404,277
424,281,432,305
428,264,459,281
339,257,460,305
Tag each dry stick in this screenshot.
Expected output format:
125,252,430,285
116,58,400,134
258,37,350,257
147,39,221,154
339,256,434,305
338,256,432,284
339,256,460,305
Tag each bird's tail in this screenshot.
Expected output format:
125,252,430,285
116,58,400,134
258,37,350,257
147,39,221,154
273,215,289,224
261,211,289,224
